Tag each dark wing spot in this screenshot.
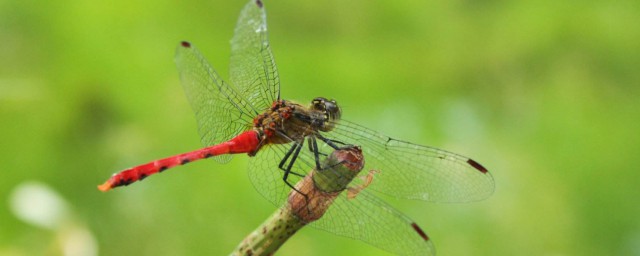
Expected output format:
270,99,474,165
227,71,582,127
139,173,148,181
255,0,263,8
180,41,191,48
204,153,213,158
467,159,488,174
181,159,190,165
159,166,168,172
411,223,430,241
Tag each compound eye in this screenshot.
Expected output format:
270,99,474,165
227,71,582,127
312,97,327,103
311,97,327,111
324,101,341,121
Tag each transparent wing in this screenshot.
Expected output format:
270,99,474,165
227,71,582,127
322,119,495,202
174,42,255,163
248,143,311,207
249,142,434,255
249,131,342,207
173,1,280,161
312,190,435,256
229,0,280,108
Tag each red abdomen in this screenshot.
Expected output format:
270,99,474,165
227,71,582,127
98,130,260,191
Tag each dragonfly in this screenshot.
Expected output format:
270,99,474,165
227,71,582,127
98,0,494,255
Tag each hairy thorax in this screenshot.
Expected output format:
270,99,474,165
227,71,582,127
252,98,341,151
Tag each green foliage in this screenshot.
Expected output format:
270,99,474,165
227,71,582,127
1,0,638,255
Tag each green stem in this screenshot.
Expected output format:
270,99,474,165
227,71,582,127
230,208,305,256
230,146,365,256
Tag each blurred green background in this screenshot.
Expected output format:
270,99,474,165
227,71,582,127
1,0,639,255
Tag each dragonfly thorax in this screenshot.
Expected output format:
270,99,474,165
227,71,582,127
253,98,341,145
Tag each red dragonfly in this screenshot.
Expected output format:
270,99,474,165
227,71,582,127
99,0,494,255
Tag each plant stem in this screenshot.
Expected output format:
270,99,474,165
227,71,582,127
230,207,305,256
230,146,365,256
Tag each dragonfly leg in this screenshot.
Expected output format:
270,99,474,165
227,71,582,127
309,136,351,185
307,137,349,185
316,133,349,149
281,142,308,200
277,136,305,177
307,137,323,171
307,137,328,157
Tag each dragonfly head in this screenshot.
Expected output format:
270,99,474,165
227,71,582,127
311,97,341,132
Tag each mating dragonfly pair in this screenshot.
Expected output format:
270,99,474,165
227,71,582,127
98,0,494,255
